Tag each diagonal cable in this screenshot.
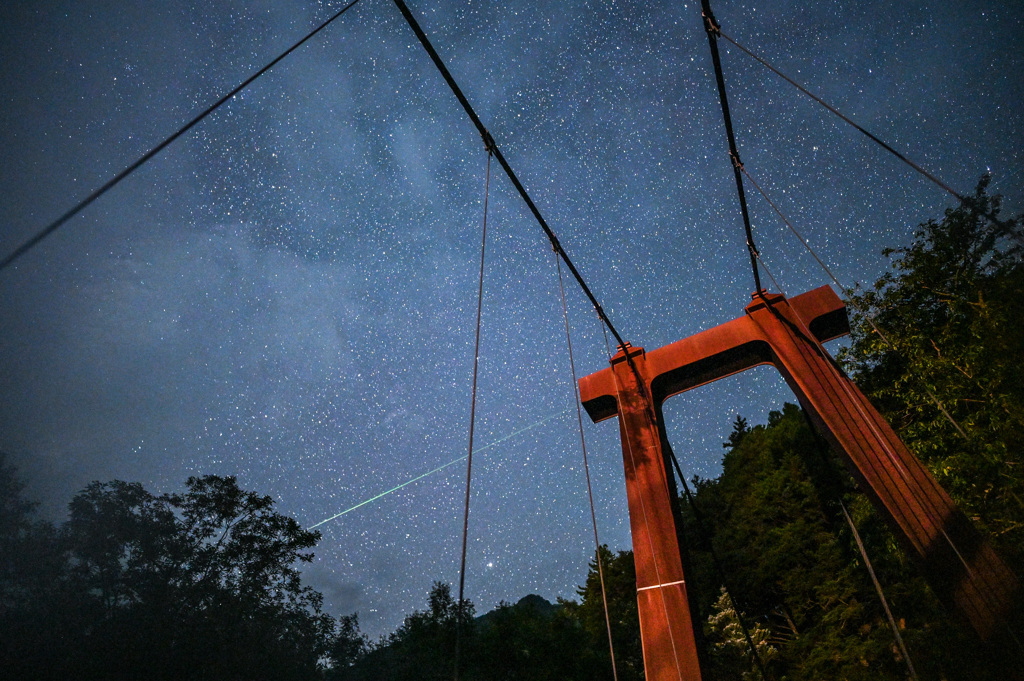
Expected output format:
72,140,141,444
555,252,619,681
0,0,365,273
840,501,921,681
454,148,492,681
716,28,963,203
664,443,772,680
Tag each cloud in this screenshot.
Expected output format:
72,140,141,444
302,560,366,616
0,221,363,516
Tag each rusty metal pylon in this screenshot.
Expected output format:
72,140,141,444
579,286,1019,680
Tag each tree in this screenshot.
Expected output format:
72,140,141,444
0,452,66,679
2,473,336,681
0,450,52,614
723,415,750,450
348,581,474,681
326,613,370,680
703,587,777,681
682,404,978,680
840,176,1024,571
340,558,638,681
562,546,644,681
472,593,599,681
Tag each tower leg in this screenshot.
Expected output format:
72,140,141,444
610,345,704,681
745,293,1019,640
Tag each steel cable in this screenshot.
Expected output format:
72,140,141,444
0,0,365,273
700,1,763,293
715,28,963,203
555,253,619,681
454,149,492,681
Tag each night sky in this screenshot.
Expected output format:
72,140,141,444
2,0,1022,637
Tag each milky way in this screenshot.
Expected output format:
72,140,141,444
1,0,1022,636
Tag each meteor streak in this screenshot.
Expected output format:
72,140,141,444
309,410,567,529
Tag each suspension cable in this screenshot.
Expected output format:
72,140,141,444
715,29,963,203
555,253,619,681
840,502,921,681
705,0,1013,657
699,0,762,293
0,0,365,274
738,162,969,439
701,0,971,439
454,148,492,681
714,23,1018,630
692,21,936,644
751,250,787,298
663,442,772,680
389,0,633,357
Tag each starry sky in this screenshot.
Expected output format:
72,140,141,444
1,0,1022,637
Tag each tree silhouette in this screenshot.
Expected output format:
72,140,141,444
561,546,643,681
2,473,335,680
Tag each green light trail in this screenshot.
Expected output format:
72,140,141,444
308,410,567,530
